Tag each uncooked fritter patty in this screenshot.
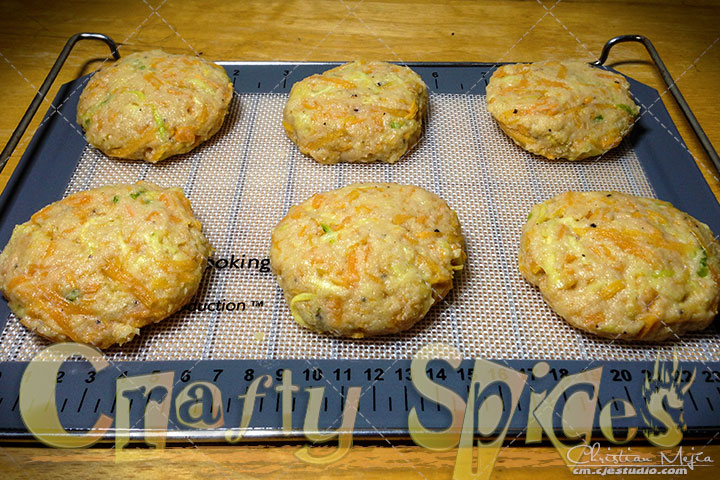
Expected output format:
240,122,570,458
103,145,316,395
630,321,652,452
270,183,465,337
0,182,211,348
77,50,233,163
486,61,640,161
283,60,428,164
519,191,720,341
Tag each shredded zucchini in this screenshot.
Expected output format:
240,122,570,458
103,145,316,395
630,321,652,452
616,104,636,116
127,90,145,101
320,223,337,243
152,107,168,140
130,189,146,199
187,77,213,94
698,249,709,278
289,293,315,328
65,289,81,302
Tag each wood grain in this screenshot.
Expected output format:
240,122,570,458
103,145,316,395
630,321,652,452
2,443,720,479
0,1,719,478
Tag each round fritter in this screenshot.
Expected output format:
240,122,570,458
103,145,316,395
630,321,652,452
283,60,428,164
77,50,233,163
486,61,640,161
0,182,211,348
519,191,720,341
270,183,465,337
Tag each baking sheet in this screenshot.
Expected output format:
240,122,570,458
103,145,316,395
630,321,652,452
0,63,718,363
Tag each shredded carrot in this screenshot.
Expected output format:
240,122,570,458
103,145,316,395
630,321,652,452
583,227,691,257
312,195,325,209
327,297,344,323
557,63,568,79
31,205,55,221
596,73,620,81
177,194,193,212
41,242,58,260
637,312,660,337
36,288,94,316
282,120,296,134
101,258,156,307
158,258,197,275
158,193,173,209
343,117,363,128
318,76,357,89
599,280,624,300
380,106,414,117
354,205,371,215
592,228,656,263
174,126,196,143
144,73,163,89
392,214,412,225
110,130,157,157
346,246,360,285
304,131,345,150
22,287,95,337
66,194,93,207
539,79,567,88
583,311,606,328
288,207,303,220
7,273,30,291
404,101,418,119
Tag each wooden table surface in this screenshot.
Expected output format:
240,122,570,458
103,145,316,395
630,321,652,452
1,1,719,478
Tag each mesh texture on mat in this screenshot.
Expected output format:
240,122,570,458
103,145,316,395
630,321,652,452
1,93,718,362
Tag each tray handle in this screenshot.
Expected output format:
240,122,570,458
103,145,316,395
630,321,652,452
0,33,119,174
593,34,720,175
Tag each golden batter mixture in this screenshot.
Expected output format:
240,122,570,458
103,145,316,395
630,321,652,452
0,182,211,348
270,183,465,337
283,60,428,164
519,191,720,340
77,50,233,163
486,61,639,160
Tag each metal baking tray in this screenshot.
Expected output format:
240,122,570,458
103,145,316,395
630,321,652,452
0,34,718,443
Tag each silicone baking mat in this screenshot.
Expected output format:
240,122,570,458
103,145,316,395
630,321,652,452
0,63,718,363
